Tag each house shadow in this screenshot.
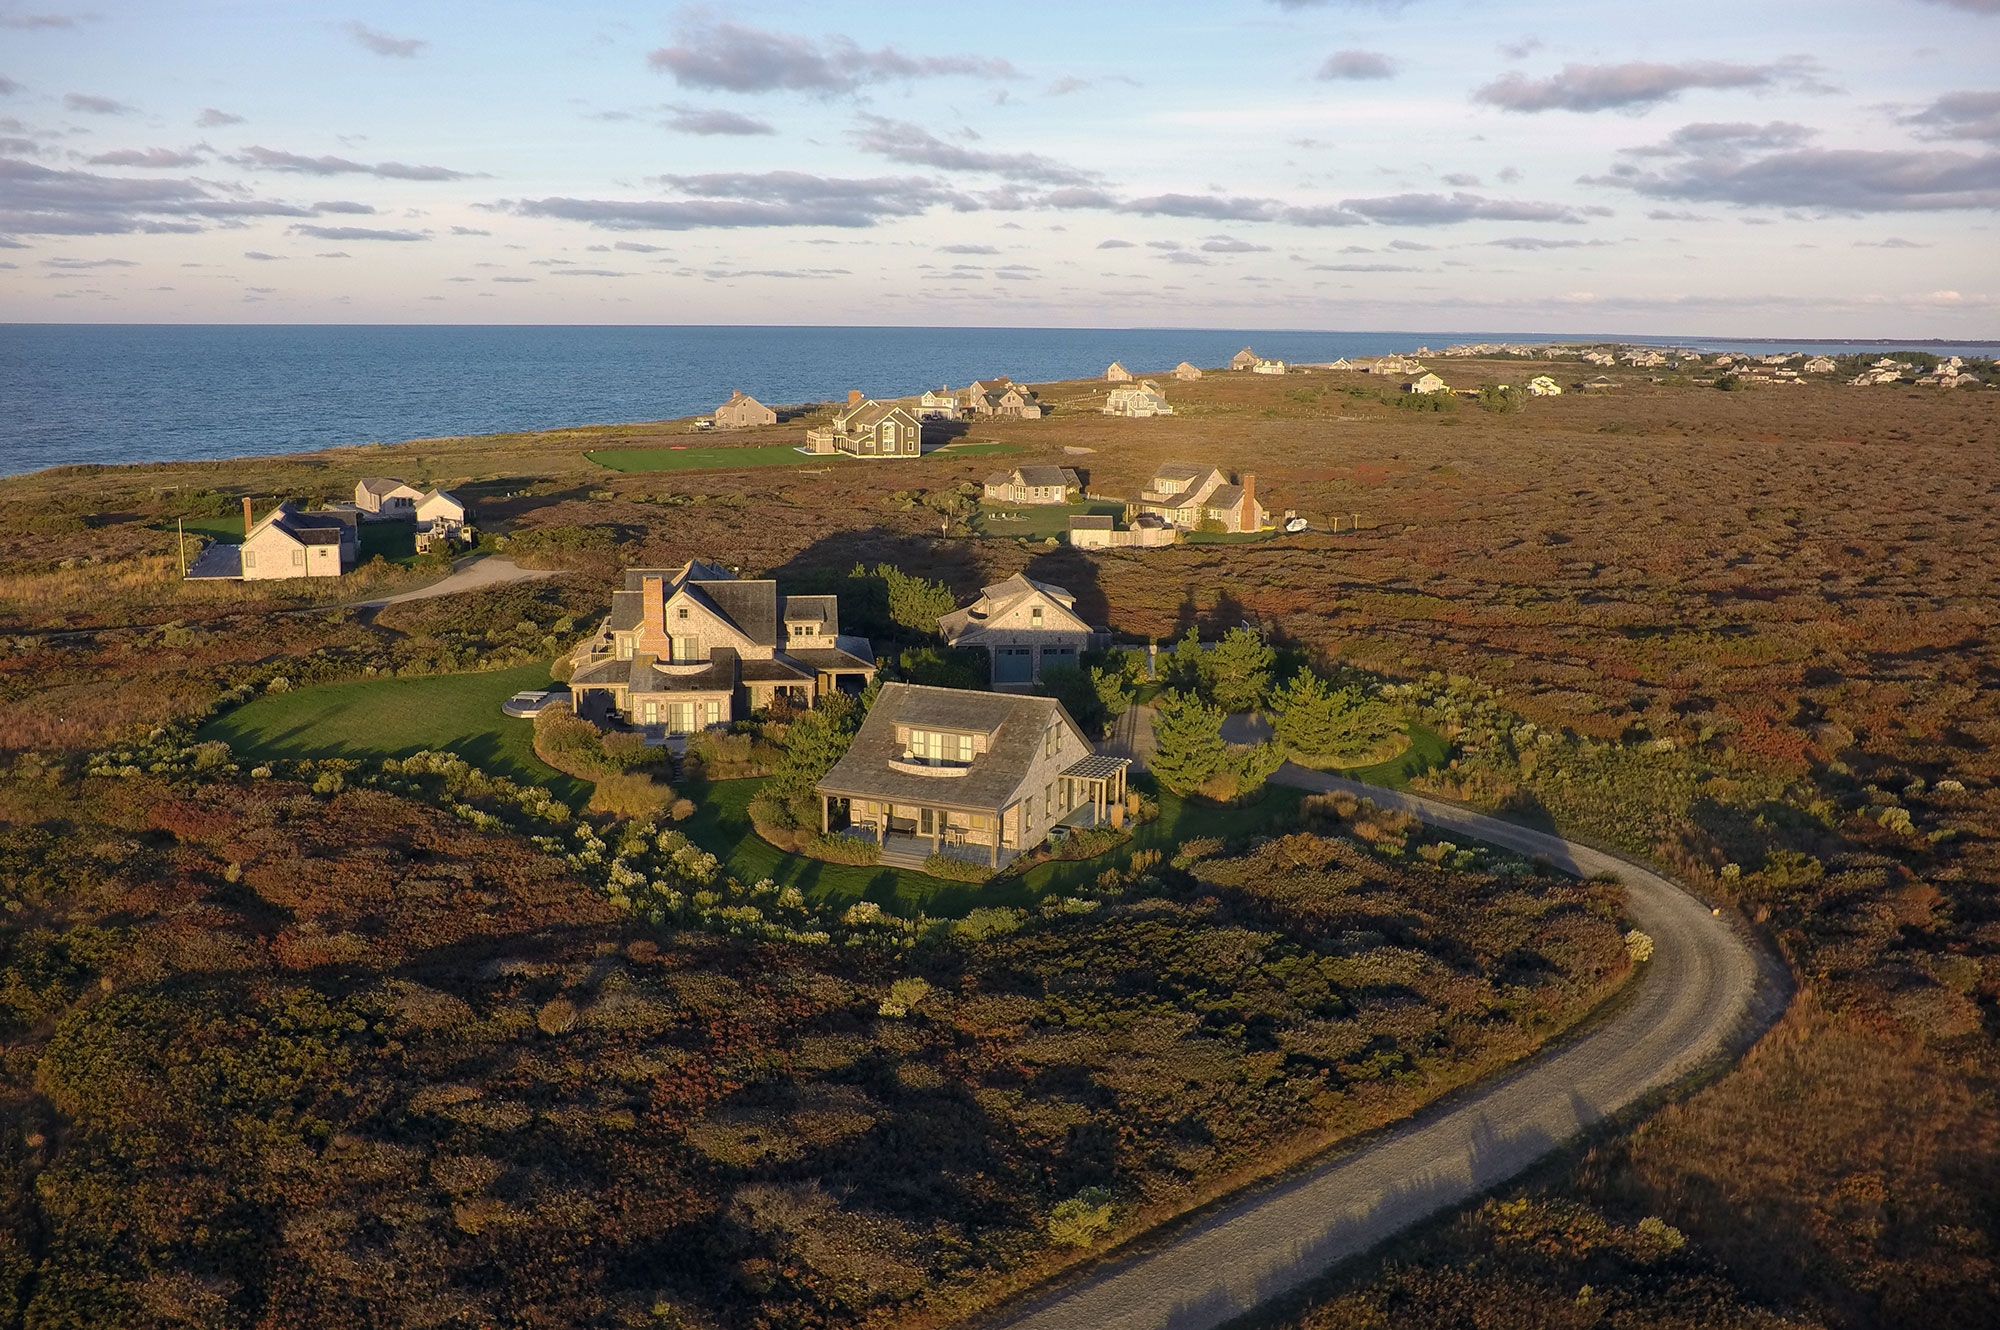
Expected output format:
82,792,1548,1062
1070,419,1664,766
1024,547,1111,628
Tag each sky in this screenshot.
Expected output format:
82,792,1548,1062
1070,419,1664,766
1,0,1997,334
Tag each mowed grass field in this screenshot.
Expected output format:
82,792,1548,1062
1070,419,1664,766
972,499,1125,540
196,661,584,802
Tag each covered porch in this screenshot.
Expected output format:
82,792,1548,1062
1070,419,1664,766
1060,753,1132,828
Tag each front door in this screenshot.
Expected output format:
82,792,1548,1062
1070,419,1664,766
919,808,934,836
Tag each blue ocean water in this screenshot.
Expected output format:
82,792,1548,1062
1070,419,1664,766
2,324,1992,478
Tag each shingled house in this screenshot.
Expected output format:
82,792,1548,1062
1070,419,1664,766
713,391,777,429
1134,463,1270,534
938,573,1102,685
805,393,923,459
982,465,1080,505
354,477,424,515
566,560,875,738
815,683,1129,868
1103,381,1173,417
187,497,357,581
962,379,1044,419
1231,347,1260,371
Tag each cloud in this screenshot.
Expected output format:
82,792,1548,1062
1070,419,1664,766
1121,193,1286,221
508,170,972,230
449,224,488,234
42,256,136,268
317,251,349,258
491,275,534,282
314,200,377,214
243,250,284,260
613,239,668,252
1501,37,1543,60
938,242,999,253
1440,172,1481,187
1485,236,1614,249
1096,238,1134,248
1855,236,1928,247
63,93,135,115
0,13,77,29
230,145,475,180
663,105,776,135
1317,50,1396,81
648,19,1015,95
0,76,19,97
1588,146,2000,212
347,22,425,58
1340,191,1588,224
1623,120,1818,156
1916,0,2000,10
84,146,208,168
549,267,629,277
0,155,315,236
1645,208,1709,221
1902,90,2000,142
850,115,1098,185
1162,251,1212,265
289,224,428,240
1201,234,1272,252
1387,239,1435,250
1475,60,1811,113
1309,262,1421,271
196,107,244,127
1046,76,1091,96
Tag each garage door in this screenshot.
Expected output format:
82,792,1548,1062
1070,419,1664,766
1039,647,1077,677
993,647,1034,685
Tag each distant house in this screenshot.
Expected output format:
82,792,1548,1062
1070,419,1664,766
962,379,1044,419
939,572,1103,686
1578,375,1617,391
1368,354,1421,376
1231,347,1260,371
1069,513,1176,549
1581,350,1616,367
814,683,1128,869
1103,380,1174,417
1251,359,1287,376
1173,361,1203,380
414,488,470,552
355,477,424,516
566,560,876,738
186,499,355,581
1527,375,1564,396
1135,463,1270,534
1326,357,1355,371
713,391,777,429
1404,372,1449,395
918,386,965,420
1803,356,1837,374
1104,361,1133,382
983,465,1080,505
805,394,923,459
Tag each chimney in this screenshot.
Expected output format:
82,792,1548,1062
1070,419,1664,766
642,575,666,639
848,388,864,406
1240,474,1256,530
243,496,254,536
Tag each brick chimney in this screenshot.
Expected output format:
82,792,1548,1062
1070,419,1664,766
1240,473,1256,530
848,388,864,406
242,496,254,536
642,575,666,640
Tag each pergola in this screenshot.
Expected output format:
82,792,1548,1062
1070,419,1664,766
1061,753,1131,827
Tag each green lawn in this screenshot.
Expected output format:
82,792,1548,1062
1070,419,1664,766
972,499,1124,541
195,661,583,803
166,513,418,565
1323,721,1449,790
933,441,1025,457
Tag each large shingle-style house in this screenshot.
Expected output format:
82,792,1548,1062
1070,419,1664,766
413,488,470,552
1231,347,1260,371
918,387,965,420
355,477,424,515
1803,356,1837,374
567,560,876,738
962,379,1044,419
1103,381,1174,417
1174,361,1203,380
1135,463,1270,534
714,391,777,429
815,683,1129,868
938,573,1101,686
1104,361,1133,382
805,395,923,459
983,465,1080,505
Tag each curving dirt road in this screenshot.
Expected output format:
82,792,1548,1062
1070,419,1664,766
986,764,1788,1330
346,555,551,609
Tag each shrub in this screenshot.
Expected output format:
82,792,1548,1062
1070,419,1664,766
586,773,676,820
804,833,881,866
1047,1188,1118,1247
1171,836,1224,869
922,853,992,882
1476,383,1525,413
1624,929,1655,963
536,998,579,1035
534,705,660,781
668,797,696,822
878,977,932,1018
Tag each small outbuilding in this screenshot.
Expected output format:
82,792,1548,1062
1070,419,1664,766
713,391,777,429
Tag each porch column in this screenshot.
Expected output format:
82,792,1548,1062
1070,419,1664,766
990,812,999,867
932,810,941,853
821,793,829,835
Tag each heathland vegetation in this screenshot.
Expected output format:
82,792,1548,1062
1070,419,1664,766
0,359,1996,1326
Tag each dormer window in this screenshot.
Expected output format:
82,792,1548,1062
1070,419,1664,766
907,729,974,765
617,636,635,660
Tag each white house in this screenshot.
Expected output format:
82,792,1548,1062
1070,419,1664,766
355,477,424,516
1251,359,1287,376
1527,375,1564,396
1104,361,1133,382
1103,381,1174,418
1404,372,1449,395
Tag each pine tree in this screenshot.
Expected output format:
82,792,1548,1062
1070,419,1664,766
1149,689,1228,794
1206,627,1274,714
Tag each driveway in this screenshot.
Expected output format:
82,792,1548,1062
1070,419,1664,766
348,556,552,609
986,765,1787,1330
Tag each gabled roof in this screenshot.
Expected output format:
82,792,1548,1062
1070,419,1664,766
989,465,1077,489
938,573,1089,642
782,593,839,630
1153,461,1210,483
356,476,417,497
835,398,916,430
818,683,1086,811
689,578,779,647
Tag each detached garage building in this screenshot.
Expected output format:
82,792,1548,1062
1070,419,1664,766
938,573,1105,687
